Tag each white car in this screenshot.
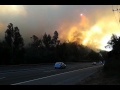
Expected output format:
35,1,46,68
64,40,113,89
99,61,102,64
92,62,97,65
54,62,66,69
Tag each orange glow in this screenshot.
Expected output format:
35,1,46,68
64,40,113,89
0,23,5,33
58,13,120,52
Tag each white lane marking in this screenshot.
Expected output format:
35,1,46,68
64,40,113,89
0,68,50,74
44,70,56,72
11,65,102,85
0,77,5,80
70,66,79,69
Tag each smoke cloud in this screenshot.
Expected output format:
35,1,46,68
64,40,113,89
0,5,120,51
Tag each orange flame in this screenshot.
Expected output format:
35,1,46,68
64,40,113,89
58,14,120,52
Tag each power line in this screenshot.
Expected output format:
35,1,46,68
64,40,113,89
112,5,120,29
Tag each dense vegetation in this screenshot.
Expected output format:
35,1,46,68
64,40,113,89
104,34,120,78
0,23,106,65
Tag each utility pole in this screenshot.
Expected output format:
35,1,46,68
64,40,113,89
112,6,120,23
98,52,105,65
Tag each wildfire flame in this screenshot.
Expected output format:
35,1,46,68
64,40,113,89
58,13,120,52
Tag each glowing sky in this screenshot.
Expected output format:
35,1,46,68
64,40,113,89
0,5,120,51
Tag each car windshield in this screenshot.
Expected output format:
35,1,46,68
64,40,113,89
56,62,62,64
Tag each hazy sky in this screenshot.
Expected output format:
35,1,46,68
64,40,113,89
0,5,120,51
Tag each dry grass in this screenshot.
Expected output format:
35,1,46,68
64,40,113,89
77,69,120,85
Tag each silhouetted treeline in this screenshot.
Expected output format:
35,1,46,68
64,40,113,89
104,34,120,77
0,23,25,65
0,23,105,65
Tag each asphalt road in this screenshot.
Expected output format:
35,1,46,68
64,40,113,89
0,62,103,85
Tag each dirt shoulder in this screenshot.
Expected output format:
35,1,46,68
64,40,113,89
76,69,120,85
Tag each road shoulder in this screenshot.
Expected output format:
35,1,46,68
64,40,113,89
76,69,120,85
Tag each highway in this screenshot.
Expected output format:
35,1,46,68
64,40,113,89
0,62,103,85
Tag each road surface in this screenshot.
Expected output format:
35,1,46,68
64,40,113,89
0,62,103,85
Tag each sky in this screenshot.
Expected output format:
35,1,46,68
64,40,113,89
0,5,120,51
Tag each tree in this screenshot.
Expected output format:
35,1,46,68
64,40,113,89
5,23,14,47
52,31,60,47
30,35,41,48
104,34,120,73
48,34,52,45
106,34,120,58
5,23,25,64
42,33,52,48
13,27,24,50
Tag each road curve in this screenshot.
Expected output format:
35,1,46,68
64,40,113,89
0,63,103,85
11,65,102,85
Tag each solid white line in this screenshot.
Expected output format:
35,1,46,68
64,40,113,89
11,65,102,85
0,77,5,79
0,68,46,74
